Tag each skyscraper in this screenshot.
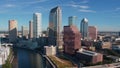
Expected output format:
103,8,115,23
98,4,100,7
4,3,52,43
33,13,42,38
21,26,29,38
80,18,88,40
0,37,1,48
9,20,17,42
29,20,33,39
68,16,77,26
63,25,81,55
48,6,62,48
88,26,97,40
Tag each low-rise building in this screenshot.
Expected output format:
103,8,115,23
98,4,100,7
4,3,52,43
44,46,56,56
76,49,103,64
94,41,111,49
82,40,93,47
106,55,120,62
112,45,120,50
101,42,111,49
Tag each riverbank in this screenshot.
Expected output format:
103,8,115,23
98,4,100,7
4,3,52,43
2,48,14,68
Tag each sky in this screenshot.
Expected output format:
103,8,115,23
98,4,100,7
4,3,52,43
0,0,120,31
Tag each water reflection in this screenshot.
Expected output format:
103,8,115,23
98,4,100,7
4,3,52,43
14,48,44,68
30,53,44,68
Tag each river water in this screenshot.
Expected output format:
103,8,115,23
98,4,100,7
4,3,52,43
13,48,51,68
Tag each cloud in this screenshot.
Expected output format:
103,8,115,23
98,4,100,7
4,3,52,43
115,8,120,11
79,6,89,9
70,4,89,9
70,4,78,7
22,0,48,5
79,9,96,13
4,4,16,8
67,0,90,9
68,2,95,13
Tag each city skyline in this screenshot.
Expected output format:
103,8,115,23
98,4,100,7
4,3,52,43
0,0,120,31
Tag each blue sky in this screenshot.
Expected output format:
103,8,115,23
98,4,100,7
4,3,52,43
0,0,120,31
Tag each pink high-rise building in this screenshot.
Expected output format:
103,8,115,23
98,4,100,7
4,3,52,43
9,20,17,42
63,25,81,55
88,26,97,40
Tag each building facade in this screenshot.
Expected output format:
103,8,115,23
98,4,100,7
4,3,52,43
44,46,56,56
21,26,29,38
48,6,62,48
33,13,42,38
80,18,88,40
8,20,17,42
29,20,33,39
88,26,97,40
63,25,81,55
68,16,77,26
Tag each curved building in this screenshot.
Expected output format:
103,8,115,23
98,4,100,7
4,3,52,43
48,6,62,47
33,13,42,38
80,18,88,39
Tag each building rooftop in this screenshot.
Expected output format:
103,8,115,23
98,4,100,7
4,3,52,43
81,18,88,23
50,6,61,13
107,55,120,59
44,45,56,48
77,49,98,56
64,25,80,34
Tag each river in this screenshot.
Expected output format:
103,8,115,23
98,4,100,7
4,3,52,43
12,48,52,68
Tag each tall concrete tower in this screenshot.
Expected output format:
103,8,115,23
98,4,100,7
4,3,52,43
29,20,33,39
33,13,42,38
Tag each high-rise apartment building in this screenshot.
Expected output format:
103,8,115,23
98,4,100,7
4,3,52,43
68,16,77,26
63,25,81,55
29,20,33,39
0,37,1,48
9,20,17,42
21,26,29,38
80,18,88,40
48,6,62,48
33,13,42,38
88,26,97,40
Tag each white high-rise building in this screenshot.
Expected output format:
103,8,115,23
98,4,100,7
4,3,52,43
21,26,28,37
33,13,42,38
